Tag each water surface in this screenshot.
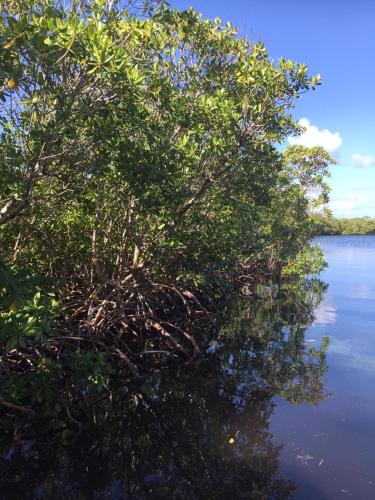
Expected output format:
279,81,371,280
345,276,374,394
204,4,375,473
271,235,375,499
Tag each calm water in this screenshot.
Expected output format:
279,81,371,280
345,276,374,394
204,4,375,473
1,235,375,499
271,235,375,499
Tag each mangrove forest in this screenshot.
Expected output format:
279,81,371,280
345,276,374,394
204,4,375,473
0,1,336,497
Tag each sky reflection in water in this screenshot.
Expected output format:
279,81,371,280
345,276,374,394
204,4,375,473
271,235,375,500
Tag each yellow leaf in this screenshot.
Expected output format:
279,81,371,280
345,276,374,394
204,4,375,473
4,38,17,49
80,57,88,66
9,302,17,312
6,78,17,89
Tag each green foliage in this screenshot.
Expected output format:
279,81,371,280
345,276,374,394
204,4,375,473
68,350,112,395
0,356,60,407
313,211,375,235
0,263,60,352
283,244,327,278
0,350,112,408
0,0,330,282
246,145,333,281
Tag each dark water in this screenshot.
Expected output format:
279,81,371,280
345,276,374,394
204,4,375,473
271,235,375,499
1,235,374,499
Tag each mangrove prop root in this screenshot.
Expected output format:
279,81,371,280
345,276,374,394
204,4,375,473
1,276,215,417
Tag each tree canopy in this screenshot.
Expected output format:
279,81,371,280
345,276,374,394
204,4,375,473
313,211,375,235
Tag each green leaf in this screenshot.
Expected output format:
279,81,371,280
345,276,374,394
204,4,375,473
5,335,18,353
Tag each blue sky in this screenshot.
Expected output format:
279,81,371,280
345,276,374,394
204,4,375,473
172,0,375,217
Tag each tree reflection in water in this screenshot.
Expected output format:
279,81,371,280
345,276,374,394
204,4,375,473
0,279,329,499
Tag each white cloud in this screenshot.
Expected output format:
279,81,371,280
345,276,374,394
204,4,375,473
288,118,342,154
351,153,375,168
329,189,374,217
313,296,336,325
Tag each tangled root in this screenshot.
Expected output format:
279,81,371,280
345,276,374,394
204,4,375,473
0,273,217,420
55,273,216,373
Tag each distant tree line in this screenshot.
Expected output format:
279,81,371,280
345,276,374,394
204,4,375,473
312,212,375,235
